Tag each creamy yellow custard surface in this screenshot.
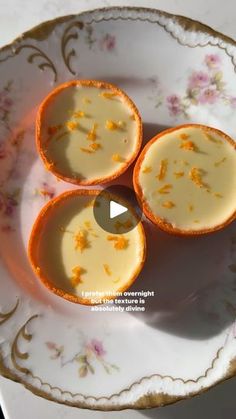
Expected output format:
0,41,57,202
137,126,236,231
34,193,145,301
39,83,140,183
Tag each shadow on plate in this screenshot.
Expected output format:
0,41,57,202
141,376,236,419
129,218,236,339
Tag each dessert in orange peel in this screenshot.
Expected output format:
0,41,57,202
28,189,146,305
36,80,142,185
133,124,236,236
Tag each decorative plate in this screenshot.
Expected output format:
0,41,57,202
0,6,236,411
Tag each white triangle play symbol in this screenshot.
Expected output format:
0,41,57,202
110,200,128,219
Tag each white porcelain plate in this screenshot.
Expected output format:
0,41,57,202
0,6,236,411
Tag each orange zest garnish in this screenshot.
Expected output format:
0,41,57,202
74,230,89,252
100,91,117,99
214,157,226,167
179,133,190,140
73,110,85,118
115,219,133,232
189,167,206,188
114,237,129,250
105,120,118,130
84,220,98,237
80,147,93,154
158,184,172,194
89,142,101,151
180,140,197,151
107,235,129,250
162,201,175,209
174,171,184,178
214,192,223,198
157,159,168,181
45,161,54,170
103,264,112,276
66,121,79,131
87,123,98,141
112,154,124,163
142,166,152,174
70,266,86,287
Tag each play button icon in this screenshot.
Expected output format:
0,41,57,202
93,185,142,234
110,201,128,219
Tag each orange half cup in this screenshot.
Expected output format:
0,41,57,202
133,124,236,236
28,189,146,305
36,80,142,186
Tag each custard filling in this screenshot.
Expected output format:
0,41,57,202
40,85,139,182
35,194,145,298
139,126,236,230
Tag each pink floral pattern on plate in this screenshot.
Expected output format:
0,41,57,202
0,189,20,233
84,25,116,52
0,80,13,132
46,338,119,378
0,80,25,234
34,182,56,200
99,34,116,51
166,54,236,117
0,189,19,218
